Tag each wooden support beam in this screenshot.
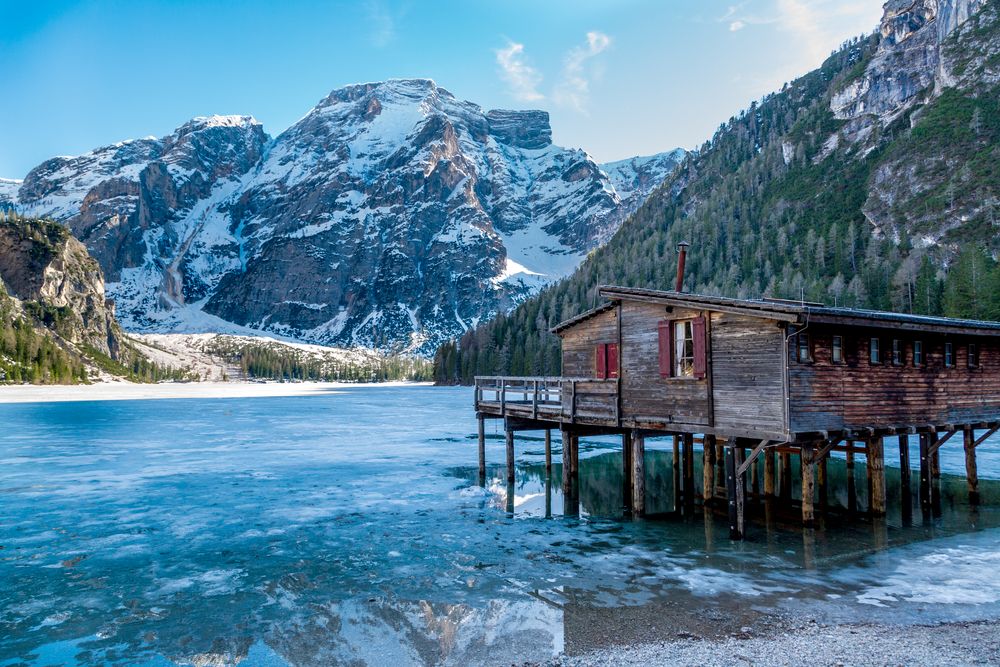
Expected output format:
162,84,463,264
622,431,634,513
965,426,980,506
561,429,572,494
477,415,486,483
764,448,776,498
725,446,743,540
703,434,717,505
973,427,999,449
631,429,645,517
927,429,958,456
506,429,515,484
846,449,857,515
867,437,886,517
931,439,942,516
801,443,815,527
779,451,792,501
919,433,931,516
899,434,912,525
570,434,579,479
672,434,681,510
737,439,771,476
544,429,552,476
683,433,695,509
817,453,828,513
734,446,746,537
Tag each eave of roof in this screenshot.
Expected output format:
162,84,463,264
550,302,617,335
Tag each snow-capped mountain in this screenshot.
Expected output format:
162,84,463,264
5,79,683,353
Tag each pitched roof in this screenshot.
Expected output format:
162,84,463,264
559,286,1000,337
550,302,617,335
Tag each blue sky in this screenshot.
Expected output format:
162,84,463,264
0,0,883,178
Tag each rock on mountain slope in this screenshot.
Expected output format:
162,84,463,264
5,80,684,354
600,149,688,215
438,0,1000,381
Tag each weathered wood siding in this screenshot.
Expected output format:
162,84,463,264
560,309,618,378
620,301,710,426
710,312,786,434
788,325,1000,432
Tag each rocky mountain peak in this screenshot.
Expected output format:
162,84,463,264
486,110,552,149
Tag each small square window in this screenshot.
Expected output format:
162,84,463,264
892,339,903,366
945,342,954,368
914,340,924,366
969,343,980,369
797,332,812,363
870,338,881,365
832,336,843,364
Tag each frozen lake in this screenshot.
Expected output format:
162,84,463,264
2,385,1000,665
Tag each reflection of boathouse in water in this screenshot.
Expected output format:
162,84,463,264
474,244,1000,538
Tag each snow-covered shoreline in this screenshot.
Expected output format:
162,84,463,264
0,380,434,404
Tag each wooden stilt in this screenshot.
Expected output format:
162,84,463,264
867,437,886,517
544,474,552,518
751,455,760,499
561,429,572,494
703,434,717,505
544,429,552,476
716,441,726,495
477,415,486,484
931,438,942,517
671,435,681,512
801,444,815,526
505,428,515,483
570,434,580,479
622,431,634,514
817,451,828,512
506,480,515,514
725,446,742,539
631,429,645,516
764,448,776,498
846,448,857,514
683,433,695,509
898,435,912,524
734,446,746,537
919,433,931,516
779,451,792,500
964,426,980,505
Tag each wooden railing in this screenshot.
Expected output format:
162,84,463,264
474,376,620,423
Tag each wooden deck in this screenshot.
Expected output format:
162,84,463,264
475,376,620,427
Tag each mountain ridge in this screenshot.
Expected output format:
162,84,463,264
4,78,685,354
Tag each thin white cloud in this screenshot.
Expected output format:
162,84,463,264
366,0,396,48
553,31,612,113
730,20,747,31
495,40,545,102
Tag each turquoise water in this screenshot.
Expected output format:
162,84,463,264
2,385,1000,665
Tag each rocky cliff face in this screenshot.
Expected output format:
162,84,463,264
6,80,683,353
0,215,122,358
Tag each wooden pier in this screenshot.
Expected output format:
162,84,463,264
472,286,1000,539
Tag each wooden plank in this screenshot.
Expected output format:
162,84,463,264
928,429,958,455
544,429,552,475
867,437,886,517
478,416,486,481
973,427,999,448
725,445,742,539
631,429,645,516
505,429,515,484
801,443,815,526
561,429,572,494
919,433,931,515
737,439,772,476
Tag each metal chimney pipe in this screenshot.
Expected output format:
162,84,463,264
675,241,690,292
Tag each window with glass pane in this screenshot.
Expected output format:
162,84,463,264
797,332,811,362
870,338,881,364
945,342,954,367
914,340,924,366
673,320,694,377
832,335,843,364
969,343,979,368
892,339,903,365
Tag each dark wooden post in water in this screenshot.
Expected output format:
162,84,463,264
964,426,979,505
764,448,776,498
561,429,573,494
899,434,912,524
477,415,486,484
544,429,552,476
801,443,815,526
919,432,931,516
725,445,744,539
672,434,681,509
622,431,634,513
867,437,886,517
846,448,857,514
683,433,695,510
930,434,942,516
816,451,828,513
779,451,792,501
703,434,717,505
505,428,515,483
631,429,646,516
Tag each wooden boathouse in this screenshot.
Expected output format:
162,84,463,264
474,284,1000,538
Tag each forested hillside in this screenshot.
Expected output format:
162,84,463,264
435,0,1000,384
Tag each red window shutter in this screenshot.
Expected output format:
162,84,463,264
607,343,619,379
692,316,707,379
595,343,607,379
657,321,671,378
